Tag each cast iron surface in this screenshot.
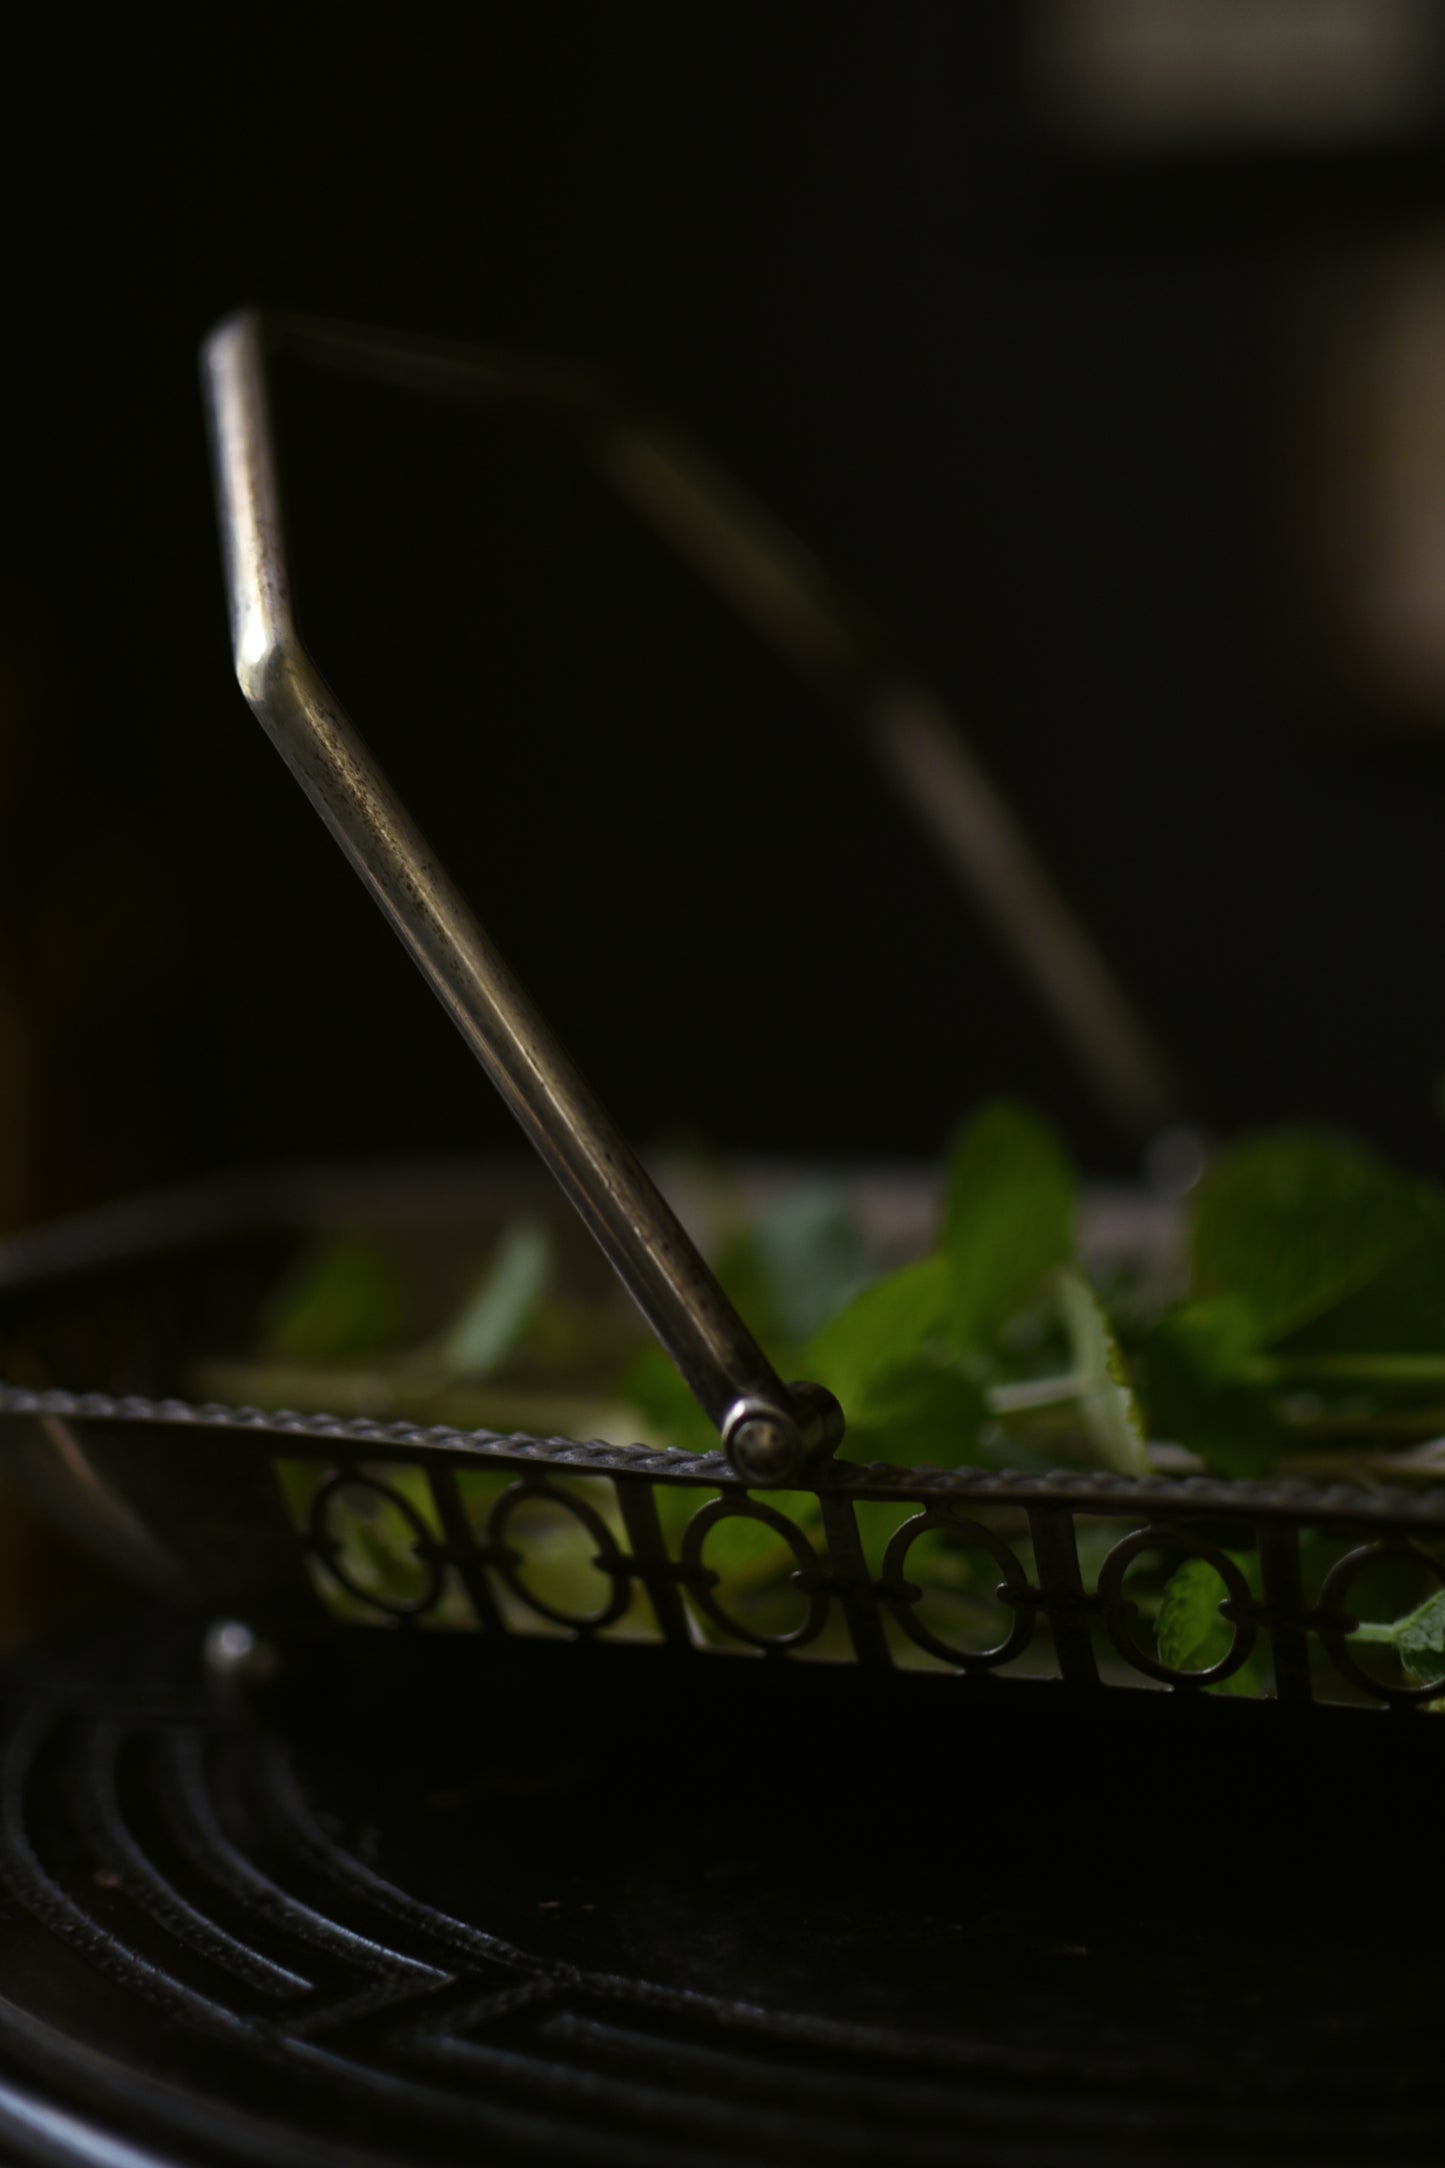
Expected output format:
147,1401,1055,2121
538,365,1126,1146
0,1612,1441,2168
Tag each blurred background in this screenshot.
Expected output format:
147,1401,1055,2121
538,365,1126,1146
7,0,1445,1238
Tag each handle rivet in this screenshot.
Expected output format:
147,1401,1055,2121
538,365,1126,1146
725,1411,800,1485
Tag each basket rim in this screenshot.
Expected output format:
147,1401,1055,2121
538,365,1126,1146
6,1377,1445,1530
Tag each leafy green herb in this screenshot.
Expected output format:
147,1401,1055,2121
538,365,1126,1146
244,1104,1445,1695
1153,1549,1272,1697
432,1220,552,1381
1395,1588,1445,1678
623,1341,719,1456
804,1256,954,1447
261,1236,409,1363
1354,1585,1445,1699
1155,1556,1232,1672
1055,1268,1147,1476
1135,1128,1445,1476
801,1105,1136,1470
741,1184,873,1345
251,1104,1445,1495
1136,1300,1278,1477
1189,1129,1423,1348
829,1357,989,1469
940,1101,1075,1352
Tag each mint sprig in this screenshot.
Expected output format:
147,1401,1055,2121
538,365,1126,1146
260,1105,1445,1492
1140,1128,1445,1475
799,1103,1140,1471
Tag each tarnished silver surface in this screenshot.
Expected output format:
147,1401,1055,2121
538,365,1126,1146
202,311,836,1481
8,1376,1445,1520
2,1378,1443,1708
200,303,1191,1483
1,1168,1442,1710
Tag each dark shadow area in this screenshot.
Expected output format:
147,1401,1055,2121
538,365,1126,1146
8,8,1445,1218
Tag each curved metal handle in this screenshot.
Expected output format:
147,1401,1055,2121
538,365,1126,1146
200,309,840,1484
221,313,1185,1144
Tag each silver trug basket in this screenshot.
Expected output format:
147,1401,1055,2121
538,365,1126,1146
1,310,1443,1717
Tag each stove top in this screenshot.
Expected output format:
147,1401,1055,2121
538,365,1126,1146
0,1615,1439,2167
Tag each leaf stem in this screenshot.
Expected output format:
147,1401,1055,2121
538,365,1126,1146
1245,1353,1445,1386
1254,1446,1445,1481
987,1372,1081,1415
1275,1406,1445,1438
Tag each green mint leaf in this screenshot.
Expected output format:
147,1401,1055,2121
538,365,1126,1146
941,1101,1076,1354
804,1255,951,1410
682,1490,823,1576
1394,1588,1445,1677
1280,1183,1445,1358
1156,1556,1232,1672
743,1185,872,1346
1056,1267,1148,1475
706,1227,781,1353
803,1255,988,1463
622,1344,720,1455
278,1461,442,1612
1136,1300,1277,1476
1188,1433,1278,1479
261,1236,409,1363
1189,1129,1424,1347
435,1220,553,1381
1153,1296,1262,1383
840,1362,990,1467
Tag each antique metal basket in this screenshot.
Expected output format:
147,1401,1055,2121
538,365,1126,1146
1,311,1443,1718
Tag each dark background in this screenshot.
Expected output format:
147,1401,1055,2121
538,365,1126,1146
7,3,1445,1223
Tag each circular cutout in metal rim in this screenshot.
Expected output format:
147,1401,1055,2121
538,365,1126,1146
1097,1525,1256,1688
1319,1539,1445,1706
308,1470,443,1620
680,1495,827,1650
489,1479,633,1632
880,1509,1034,1670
